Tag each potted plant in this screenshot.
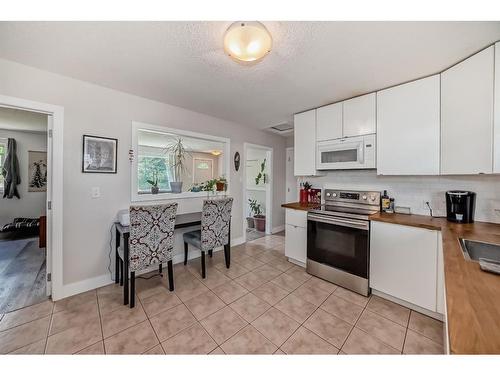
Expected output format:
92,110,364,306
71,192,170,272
202,178,217,196
165,137,188,193
147,170,159,194
246,199,256,229
216,176,227,192
189,183,202,192
249,199,266,232
255,158,267,185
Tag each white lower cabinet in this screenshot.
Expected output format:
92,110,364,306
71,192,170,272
284,209,307,264
370,221,439,312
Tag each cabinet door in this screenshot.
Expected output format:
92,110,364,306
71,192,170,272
441,46,494,174
436,232,445,315
494,43,500,173
316,102,343,141
294,109,318,176
285,224,307,264
343,93,376,137
377,75,440,175
370,221,438,311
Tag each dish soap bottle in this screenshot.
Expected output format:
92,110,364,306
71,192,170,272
381,190,391,212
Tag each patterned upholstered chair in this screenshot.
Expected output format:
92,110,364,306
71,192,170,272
183,197,233,278
118,202,178,308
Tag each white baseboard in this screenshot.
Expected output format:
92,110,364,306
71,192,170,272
232,236,245,246
272,225,285,234
59,274,113,300
56,236,248,301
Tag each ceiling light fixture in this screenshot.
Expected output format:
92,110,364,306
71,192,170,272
223,21,272,62
211,150,222,156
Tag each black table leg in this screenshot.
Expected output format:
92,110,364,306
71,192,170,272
130,272,135,308
208,249,213,258
159,263,162,274
167,260,174,291
123,233,129,305
224,244,230,268
201,251,206,278
224,220,231,268
120,259,124,286
184,242,188,265
115,227,120,284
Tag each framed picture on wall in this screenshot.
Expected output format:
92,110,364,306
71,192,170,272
82,135,117,173
28,151,47,192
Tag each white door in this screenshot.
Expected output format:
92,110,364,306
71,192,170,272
285,148,297,203
45,115,53,296
316,102,343,141
370,221,438,312
377,75,441,175
441,46,494,174
343,93,376,137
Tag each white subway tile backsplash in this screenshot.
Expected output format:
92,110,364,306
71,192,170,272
299,171,500,223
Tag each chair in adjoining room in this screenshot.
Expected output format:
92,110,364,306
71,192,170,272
118,202,178,308
183,197,233,278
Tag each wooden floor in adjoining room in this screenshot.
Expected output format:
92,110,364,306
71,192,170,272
0,237,47,314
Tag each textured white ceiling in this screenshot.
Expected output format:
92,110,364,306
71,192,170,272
0,21,499,130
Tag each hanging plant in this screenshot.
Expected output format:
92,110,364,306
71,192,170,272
255,158,267,185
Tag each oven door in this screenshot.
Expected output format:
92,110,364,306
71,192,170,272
307,213,369,279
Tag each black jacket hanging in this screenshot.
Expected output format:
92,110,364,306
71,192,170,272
2,138,21,199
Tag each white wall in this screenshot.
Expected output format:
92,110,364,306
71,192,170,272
0,58,286,288
300,170,500,223
0,108,47,227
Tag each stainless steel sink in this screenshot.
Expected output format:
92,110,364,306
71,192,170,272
459,239,500,262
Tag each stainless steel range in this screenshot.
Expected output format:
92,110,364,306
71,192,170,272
307,189,381,296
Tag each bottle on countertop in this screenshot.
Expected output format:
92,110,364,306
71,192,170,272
386,198,395,213
381,190,391,212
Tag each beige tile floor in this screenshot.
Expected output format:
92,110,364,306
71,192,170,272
0,234,445,355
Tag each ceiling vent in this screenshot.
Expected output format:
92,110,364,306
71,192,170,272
267,122,294,136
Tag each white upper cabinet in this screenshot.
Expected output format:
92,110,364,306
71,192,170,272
316,102,343,141
494,42,500,173
294,109,323,176
377,75,440,175
441,46,495,175
343,93,376,137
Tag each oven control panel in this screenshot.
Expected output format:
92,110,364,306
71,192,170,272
325,189,381,206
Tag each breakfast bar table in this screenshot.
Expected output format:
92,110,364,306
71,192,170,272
114,211,231,307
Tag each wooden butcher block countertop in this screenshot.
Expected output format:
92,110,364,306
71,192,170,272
370,212,500,354
281,202,321,211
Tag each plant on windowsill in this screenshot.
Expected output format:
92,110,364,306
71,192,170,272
165,137,189,193
147,170,159,194
216,176,228,192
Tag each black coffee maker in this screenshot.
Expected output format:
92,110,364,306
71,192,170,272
445,191,476,223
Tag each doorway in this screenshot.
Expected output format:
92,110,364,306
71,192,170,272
0,94,63,307
243,143,273,242
0,107,50,313
285,147,298,203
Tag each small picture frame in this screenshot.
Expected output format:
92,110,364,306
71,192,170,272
82,135,117,173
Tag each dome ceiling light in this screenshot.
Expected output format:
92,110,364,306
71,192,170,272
223,21,272,63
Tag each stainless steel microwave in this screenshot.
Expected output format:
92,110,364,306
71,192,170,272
316,134,376,170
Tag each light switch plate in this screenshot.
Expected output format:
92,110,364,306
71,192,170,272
91,187,100,198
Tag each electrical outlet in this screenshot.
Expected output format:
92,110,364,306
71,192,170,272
91,187,101,198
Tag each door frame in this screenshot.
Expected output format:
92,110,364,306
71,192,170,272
243,143,273,241
0,95,64,300
285,147,296,203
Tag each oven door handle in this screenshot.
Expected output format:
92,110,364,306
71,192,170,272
307,213,369,230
